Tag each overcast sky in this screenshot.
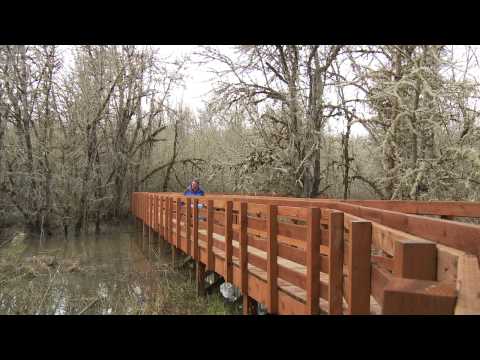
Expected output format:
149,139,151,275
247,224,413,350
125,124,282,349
155,45,210,110
60,45,480,137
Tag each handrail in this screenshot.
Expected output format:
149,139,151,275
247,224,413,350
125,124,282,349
131,192,461,315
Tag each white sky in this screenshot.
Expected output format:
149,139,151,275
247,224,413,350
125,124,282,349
155,45,209,110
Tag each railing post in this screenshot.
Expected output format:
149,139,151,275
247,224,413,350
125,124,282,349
160,196,164,239
142,194,146,241
166,196,170,243
168,197,173,245
207,200,214,272
328,210,344,315
148,194,152,245
186,197,192,256
306,207,321,315
347,220,372,314
176,197,182,251
155,194,159,234
193,199,199,261
224,200,233,283
239,202,253,315
170,197,176,267
267,204,278,314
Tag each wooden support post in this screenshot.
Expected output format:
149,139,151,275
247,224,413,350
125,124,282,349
392,239,437,281
224,200,233,283
206,274,225,295
207,200,214,271
186,197,192,256
239,202,251,315
171,246,177,267
196,261,206,296
193,199,199,261
137,218,141,241
266,204,278,314
243,295,257,315
176,197,181,250
306,207,321,315
328,210,344,315
347,220,372,314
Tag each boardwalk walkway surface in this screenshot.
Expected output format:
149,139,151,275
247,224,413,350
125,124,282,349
131,192,480,315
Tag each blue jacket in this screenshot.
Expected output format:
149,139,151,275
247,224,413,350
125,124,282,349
184,185,205,196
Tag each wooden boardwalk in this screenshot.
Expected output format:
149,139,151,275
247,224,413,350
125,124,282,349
131,192,480,315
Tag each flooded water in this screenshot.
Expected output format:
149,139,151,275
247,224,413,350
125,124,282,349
0,221,240,315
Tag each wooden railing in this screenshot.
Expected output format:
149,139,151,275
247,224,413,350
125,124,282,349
343,199,480,218
130,192,480,315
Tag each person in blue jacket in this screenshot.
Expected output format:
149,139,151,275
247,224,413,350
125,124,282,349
184,179,205,217
184,178,205,196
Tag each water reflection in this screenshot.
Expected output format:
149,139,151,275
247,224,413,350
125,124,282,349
0,222,170,315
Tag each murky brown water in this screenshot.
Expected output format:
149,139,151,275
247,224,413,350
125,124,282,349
0,221,238,315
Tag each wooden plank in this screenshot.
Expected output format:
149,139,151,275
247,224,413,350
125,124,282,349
371,255,394,272
455,253,480,314
267,204,278,314
330,201,480,256
306,207,321,314
224,200,233,283
277,206,308,220
344,199,480,218
328,210,344,315
347,220,372,314
193,199,199,261
247,217,307,242
186,197,192,256
392,239,437,281
382,277,457,314
207,200,214,271
233,202,266,216
239,202,248,297
436,244,464,284
371,264,392,307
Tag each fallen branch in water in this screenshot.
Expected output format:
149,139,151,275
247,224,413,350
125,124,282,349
0,231,18,249
78,297,100,315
